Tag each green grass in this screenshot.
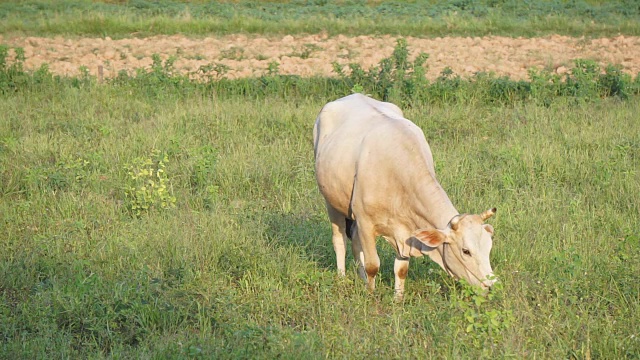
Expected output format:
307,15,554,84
1,0,639,38
1,59,639,358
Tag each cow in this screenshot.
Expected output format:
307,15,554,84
313,93,497,300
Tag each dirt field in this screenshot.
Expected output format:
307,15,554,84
2,34,639,80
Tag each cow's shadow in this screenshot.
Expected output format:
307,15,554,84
262,210,336,271
262,210,446,290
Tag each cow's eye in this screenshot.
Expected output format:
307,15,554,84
462,248,471,256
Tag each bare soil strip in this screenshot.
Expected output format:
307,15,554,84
2,34,639,80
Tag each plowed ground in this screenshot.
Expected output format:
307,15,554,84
2,34,639,80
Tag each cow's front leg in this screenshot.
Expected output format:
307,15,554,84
394,257,410,301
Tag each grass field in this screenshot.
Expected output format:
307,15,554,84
1,0,639,37
1,1,640,358
1,63,639,358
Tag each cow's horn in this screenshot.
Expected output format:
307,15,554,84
480,208,497,221
450,215,461,230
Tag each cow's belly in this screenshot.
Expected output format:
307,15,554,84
315,145,358,217
315,164,354,216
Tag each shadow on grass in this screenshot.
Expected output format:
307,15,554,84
261,210,449,291
262,211,336,272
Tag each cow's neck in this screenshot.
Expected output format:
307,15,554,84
415,179,458,230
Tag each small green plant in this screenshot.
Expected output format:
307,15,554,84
598,64,632,99
72,65,94,88
78,65,90,78
351,83,364,94
288,43,322,59
34,155,92,193
527,67,562,106
190,145,217,189
151,54,177,76
449,279,514,350
61,156,91,183
565,59,601,98
197,62,231,80
267,61,280,76
186,53,206,60
124,149,176,217
219,46,245,61
190,145,220,209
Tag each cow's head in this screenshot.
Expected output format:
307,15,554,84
413,208,497,289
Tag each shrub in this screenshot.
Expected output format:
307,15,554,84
332,38,429,105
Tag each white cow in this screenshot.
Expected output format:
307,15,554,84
313,93,497,299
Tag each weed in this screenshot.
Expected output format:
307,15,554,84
449,280,514,351
0,45,27,93
599,64,632,99
190,145,220,208
219,46,245,61
565,59,601,98
197,62,231,80
124,149,176,217
333,38,430,104
267,61,280,76
351,83,365,94
288,43,323,59
185,53,206,61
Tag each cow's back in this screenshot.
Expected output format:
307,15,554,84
313,93,403,147
313,94,408,216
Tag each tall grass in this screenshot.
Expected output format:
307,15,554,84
1,0,639,37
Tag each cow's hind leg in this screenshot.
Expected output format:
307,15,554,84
326,204,348,276
349,225,367,282
354,221,380,291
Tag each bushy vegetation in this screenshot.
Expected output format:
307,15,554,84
3,41,640,108
1,38,639,358
1,0,639,37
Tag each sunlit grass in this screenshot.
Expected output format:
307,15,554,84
1,71,638,357
0,0,639,38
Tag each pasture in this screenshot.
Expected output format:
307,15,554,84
1,0,639,37
1,1,640,358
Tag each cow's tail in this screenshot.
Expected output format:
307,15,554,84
345,218,355,239
345,169,358,240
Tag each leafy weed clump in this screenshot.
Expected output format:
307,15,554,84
0,45,26,94
333,38,429,105
124,149,176,217
448,280,514,353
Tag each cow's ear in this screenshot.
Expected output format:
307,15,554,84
413,229,449,247
483,224,494,236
